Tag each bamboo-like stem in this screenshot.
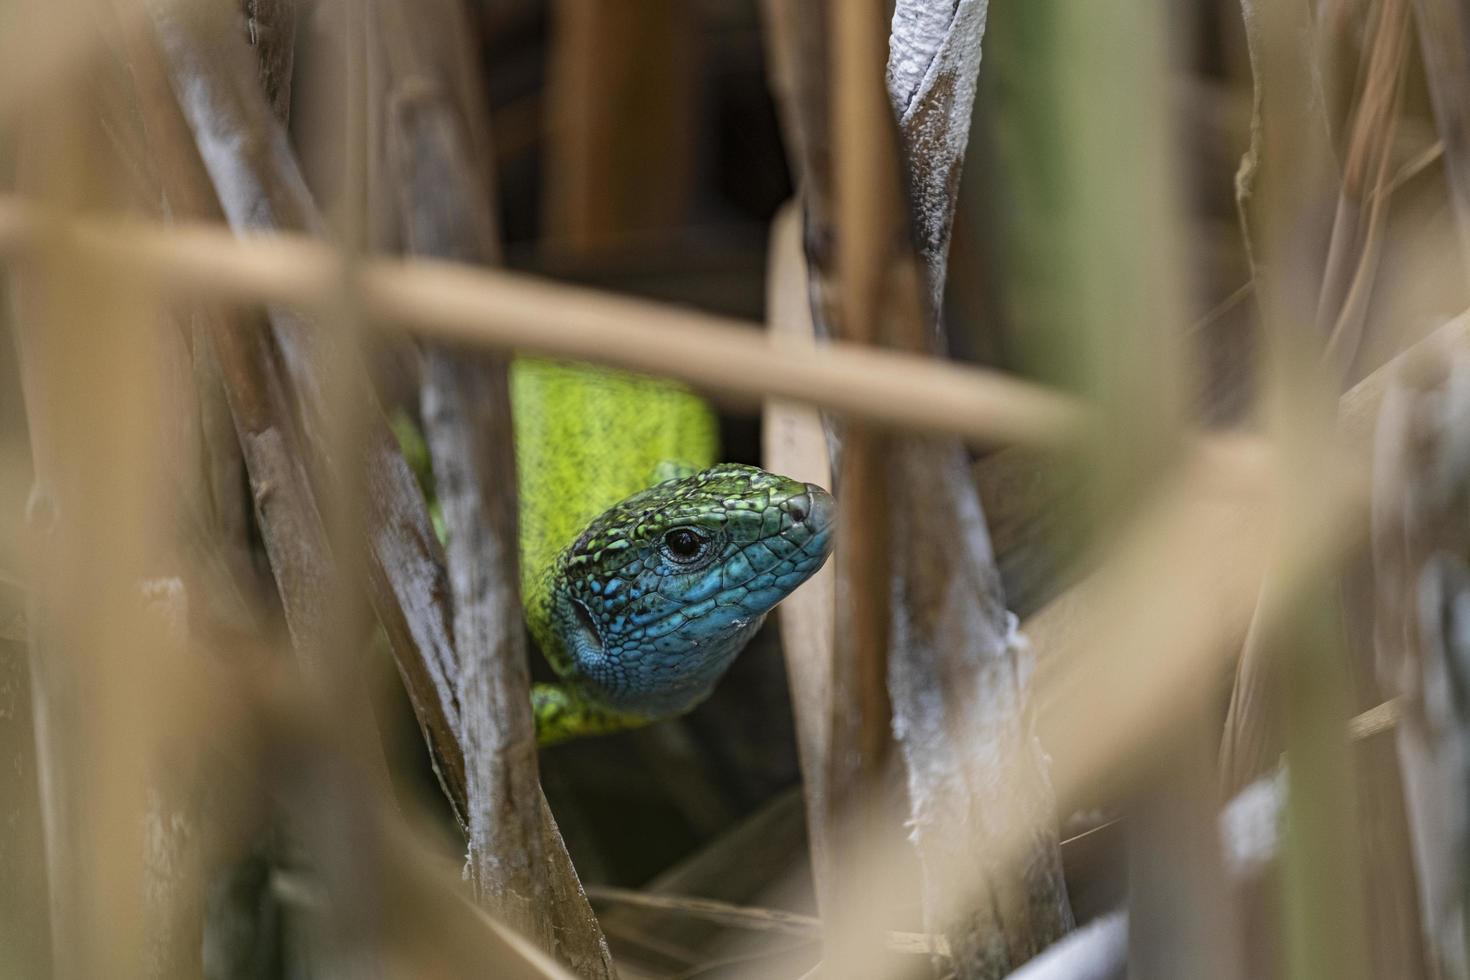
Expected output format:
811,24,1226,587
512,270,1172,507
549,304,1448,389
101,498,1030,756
1412,0,1470,265
883,6,1075,975
10,14,178,972
1031,296,1463,809
1234,3,1373,975
371,0,614,970
1371,354,1470,980
1220,0,1342,818
762,205,837,915
0,197,1086,451
144,0,470,817
1318,0,1411,378
585,886,949,956
124,0,400,803
377,0,535,896
822,1,902,976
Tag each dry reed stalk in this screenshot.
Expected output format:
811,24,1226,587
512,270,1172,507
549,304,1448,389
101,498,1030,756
1003,912,1128,980
1033,313,1470,812
541,0,697,252
368,812,579,980
761,204,837,913
9,11,196,972
586,886,949,956
1220,0,1346,802
0,0,152,124
1214,313,1470,795
758,0,836,337
73,4,363,973
1224,2,1451,970
1277,589,1372,980
125,0,362,698
146,0,473,817
1047,1,1239,975
763,4,1075,973
1030,440,1333,798
821,2,902,975
11,3,599,975
241,0,296,123
1370,352,1470,980
1310,9,1434,971
1126,723,1242,980
1412,0,1470,261
1232,0,1341,291
0,197,1087,450
165,0,608,968
884,9,1074,974
1237,5,1373,976
371,0,613,970
159,0,402,816
0,606,46,975
1318,0,1411,377
75,0,260,632
755,423,1360,979
886,0,988,332
195,664,578,979
971,446,1078,619
214,7,411,971
104,0,268,650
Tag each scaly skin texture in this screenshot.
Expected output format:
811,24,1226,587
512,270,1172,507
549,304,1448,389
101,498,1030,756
510,359,835,745
529,463,834,744
511,359,718,603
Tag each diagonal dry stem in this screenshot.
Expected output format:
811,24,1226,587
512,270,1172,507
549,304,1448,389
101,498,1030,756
0,197,1088,452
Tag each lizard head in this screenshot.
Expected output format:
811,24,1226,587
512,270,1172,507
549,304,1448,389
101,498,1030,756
545,463,835,718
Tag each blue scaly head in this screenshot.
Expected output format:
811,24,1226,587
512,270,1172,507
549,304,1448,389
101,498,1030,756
530,463,835,743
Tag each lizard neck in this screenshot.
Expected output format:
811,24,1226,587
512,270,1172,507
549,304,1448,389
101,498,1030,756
511,358,717,678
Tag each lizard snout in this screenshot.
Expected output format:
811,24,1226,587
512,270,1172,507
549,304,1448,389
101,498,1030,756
793,482,835,532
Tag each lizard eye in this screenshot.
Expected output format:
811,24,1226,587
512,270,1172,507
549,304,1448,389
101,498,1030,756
662,528,707,563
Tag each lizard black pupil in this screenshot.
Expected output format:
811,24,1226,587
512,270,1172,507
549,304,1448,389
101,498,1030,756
665,528,702,559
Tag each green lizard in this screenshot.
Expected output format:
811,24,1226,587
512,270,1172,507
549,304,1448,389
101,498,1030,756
400,358,835,746
512,359,834,744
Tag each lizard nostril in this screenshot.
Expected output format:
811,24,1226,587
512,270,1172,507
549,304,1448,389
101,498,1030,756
787,492,811,524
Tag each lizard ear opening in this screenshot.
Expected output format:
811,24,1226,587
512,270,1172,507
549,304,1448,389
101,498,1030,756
558,595,605,668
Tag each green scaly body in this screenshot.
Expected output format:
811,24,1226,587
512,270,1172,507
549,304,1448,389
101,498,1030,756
510,359,834,746
511,359,715,741
510,359,718,626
